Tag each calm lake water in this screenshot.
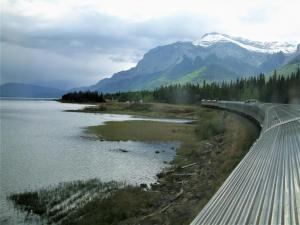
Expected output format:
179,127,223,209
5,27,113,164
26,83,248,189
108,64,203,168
0,99,184,224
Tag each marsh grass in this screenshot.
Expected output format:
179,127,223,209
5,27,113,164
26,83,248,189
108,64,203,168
195,110,225,140
9,179,126,223
87,120,197,142
61,186,161,225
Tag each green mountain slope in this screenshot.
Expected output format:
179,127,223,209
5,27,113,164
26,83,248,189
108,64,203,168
173,67,206,84
268,55,300,77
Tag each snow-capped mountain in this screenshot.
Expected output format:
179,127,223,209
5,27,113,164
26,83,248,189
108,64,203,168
193,32,297,54
75,33,299,93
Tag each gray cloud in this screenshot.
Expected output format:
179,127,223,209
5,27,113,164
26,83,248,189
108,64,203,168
1,9,216,89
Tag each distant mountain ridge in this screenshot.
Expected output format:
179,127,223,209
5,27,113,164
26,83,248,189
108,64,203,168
4,34,298,97
0,83,64,98
70,33,300,93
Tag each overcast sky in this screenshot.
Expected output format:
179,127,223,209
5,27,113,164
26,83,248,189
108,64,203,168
1,0,300,89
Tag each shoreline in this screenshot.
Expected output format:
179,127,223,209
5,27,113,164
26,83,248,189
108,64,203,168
66,101,200,120
9,102,260,225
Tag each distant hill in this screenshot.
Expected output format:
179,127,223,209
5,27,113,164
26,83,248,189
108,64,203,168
268,53,300,77
0,83,64,98
76,32,299,93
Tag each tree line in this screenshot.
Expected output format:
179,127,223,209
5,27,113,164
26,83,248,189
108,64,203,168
61,91,105,103
61,69,300,104
105,69,300,104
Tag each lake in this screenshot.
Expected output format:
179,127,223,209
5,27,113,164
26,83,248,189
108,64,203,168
0,99,184,224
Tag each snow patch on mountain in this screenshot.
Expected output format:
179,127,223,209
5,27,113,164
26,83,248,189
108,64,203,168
193,32,297,54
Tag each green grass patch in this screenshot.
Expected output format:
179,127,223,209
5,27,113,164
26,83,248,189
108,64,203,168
195,110,225,140
87,120,197,143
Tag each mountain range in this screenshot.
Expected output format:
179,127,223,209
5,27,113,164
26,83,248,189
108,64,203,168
1,33,299,97
81,32,300,93
0,83,64,98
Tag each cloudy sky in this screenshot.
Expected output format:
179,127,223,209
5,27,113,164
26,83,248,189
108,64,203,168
1,0,300,89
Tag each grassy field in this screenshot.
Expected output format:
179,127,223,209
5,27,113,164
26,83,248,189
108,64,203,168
10,103,260,225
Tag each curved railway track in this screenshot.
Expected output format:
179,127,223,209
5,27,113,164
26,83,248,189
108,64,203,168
191,101,300,225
